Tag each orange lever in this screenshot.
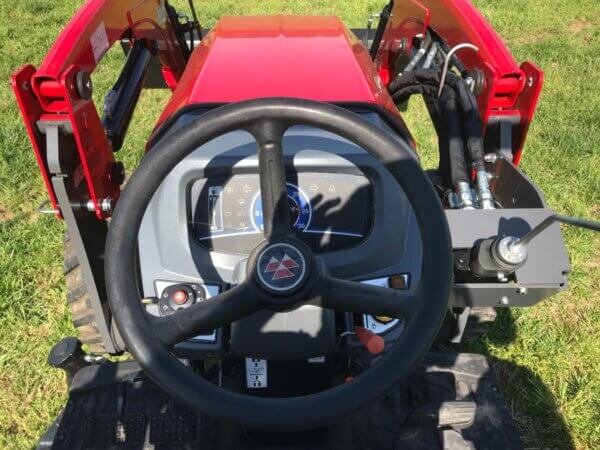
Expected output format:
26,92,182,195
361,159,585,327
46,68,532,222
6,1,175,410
354,326,385,355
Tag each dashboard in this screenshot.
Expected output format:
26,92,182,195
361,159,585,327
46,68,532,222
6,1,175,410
190,173,372,253
138,109,424,358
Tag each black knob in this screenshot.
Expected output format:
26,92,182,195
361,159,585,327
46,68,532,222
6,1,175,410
48,337,86,381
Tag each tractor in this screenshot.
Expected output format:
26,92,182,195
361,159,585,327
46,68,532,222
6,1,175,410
12,0,599,448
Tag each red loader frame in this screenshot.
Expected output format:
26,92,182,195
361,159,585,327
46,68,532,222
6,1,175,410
12,0,187,219
12,0,542,221
373,0,543,166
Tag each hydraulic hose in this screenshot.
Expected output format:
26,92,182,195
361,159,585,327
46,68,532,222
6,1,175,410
427,93,470,188
388,69,489,208
389,70,485,166
388,72,471,188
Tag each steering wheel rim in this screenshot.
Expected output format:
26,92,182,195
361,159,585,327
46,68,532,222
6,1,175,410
105,98,452,430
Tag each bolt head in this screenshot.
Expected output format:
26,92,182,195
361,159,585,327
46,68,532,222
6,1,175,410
100,197,112,213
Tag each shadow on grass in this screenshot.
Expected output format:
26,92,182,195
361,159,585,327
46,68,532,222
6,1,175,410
463,308,576,450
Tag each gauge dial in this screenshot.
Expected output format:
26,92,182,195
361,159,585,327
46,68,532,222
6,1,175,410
250,183,312,232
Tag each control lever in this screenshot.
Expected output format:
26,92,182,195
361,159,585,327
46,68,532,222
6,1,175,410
471,214,600,278
510,214,600,248
354,326,385,355
48,337,94,385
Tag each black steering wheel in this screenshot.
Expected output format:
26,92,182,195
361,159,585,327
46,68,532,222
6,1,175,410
105,98,452,430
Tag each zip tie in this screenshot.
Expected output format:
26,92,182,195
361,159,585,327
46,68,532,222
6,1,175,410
437,43,479,98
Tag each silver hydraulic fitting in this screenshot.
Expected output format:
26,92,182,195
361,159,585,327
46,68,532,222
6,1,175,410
456,181,476,209
476,168,495,209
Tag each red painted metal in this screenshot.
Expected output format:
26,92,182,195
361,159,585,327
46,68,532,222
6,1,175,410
155,15,399,130
512,62,544,165
13,0,544,222
12,65,61,216
12,0,187,219
374,0,543,163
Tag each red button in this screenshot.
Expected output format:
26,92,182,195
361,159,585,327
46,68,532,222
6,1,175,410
172,290,188,305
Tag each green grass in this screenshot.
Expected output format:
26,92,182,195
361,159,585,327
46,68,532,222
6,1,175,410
0,0,598,448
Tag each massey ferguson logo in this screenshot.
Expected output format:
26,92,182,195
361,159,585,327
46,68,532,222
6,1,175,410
256,243,307,292
263,254,300,280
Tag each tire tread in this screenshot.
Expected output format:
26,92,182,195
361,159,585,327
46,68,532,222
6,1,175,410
64,233,107,354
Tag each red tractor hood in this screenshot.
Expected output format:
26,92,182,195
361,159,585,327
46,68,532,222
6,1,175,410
156,15,398,128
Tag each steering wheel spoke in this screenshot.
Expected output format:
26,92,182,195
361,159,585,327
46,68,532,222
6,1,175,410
151,283,260,347
313,275,419,321
249,120,291,239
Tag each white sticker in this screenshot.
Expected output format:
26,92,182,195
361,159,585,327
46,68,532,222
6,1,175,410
90,22,109,63
246,358,267,389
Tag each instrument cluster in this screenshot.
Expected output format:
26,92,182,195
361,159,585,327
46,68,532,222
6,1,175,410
190,172,372,253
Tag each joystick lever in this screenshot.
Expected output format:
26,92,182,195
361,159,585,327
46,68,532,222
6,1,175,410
470,214,600,278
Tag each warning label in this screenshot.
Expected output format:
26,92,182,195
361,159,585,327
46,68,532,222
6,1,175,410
90,22,109,63
245,358,267,389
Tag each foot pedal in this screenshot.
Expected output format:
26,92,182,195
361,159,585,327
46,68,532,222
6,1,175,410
406,401,476,429
85,414,145,447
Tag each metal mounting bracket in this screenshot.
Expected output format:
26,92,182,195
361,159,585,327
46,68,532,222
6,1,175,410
46,124,121,354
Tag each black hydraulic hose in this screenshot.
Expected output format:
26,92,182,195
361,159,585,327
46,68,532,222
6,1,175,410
388,72,470,187
421,93,453,186
439,96,470,185
422,88,470,187
389,70,485,166
446,73,485,165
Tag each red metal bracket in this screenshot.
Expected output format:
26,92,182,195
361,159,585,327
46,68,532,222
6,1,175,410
375,0,543,163
12,65,61,216
11,0,187,219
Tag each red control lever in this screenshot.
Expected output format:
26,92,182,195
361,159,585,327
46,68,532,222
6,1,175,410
354,326,385,355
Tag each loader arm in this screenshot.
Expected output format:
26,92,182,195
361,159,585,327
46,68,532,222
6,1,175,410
372,0,543,164
11,0,188,219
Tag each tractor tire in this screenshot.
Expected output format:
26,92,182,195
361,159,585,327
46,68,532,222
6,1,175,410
63,233,107,354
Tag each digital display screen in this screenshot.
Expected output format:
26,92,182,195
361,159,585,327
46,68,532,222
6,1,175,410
190,173,372,253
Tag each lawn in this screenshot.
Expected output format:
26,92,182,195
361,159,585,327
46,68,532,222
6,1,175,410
0,0,598,449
